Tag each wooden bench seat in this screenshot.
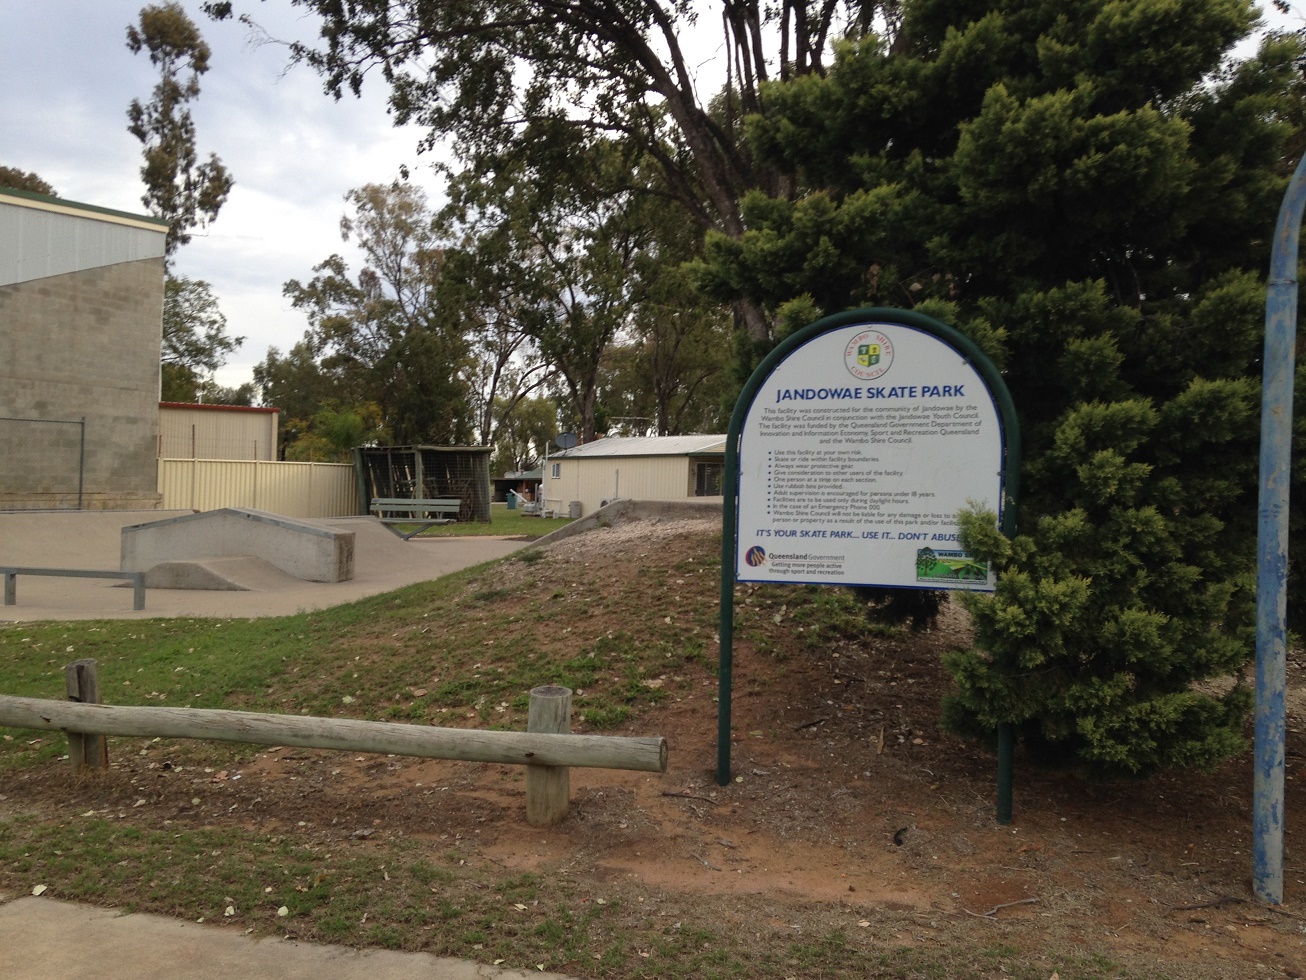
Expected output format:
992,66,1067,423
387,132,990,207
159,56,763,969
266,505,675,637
369,497,462,539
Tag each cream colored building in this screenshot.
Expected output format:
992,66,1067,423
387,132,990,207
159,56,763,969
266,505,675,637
155,403,361,520
158,401,280,460
545,435,726,517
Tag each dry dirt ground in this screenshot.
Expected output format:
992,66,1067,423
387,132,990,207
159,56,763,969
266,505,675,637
7,516,1306,978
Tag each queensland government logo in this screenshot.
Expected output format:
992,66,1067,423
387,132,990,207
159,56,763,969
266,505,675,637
744,546,767,567
844,328,894,381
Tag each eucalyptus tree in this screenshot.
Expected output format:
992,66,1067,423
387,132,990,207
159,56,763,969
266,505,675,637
252,339,361,455
436,127,656,443
283,182,473,445
434,233,556,452
594,217,734,436
490,394,561,474
129,3,243,399
621,222,734,436
0,167,56,196
202,0,905,342
160,275,245,402
128,2,233,260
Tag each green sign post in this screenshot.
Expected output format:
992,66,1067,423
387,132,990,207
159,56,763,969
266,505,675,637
718,307,1021,820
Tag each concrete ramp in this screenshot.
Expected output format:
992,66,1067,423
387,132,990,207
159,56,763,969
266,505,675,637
142,557,307,592
0,510,527,620
121,509,355,584
304,516,419,563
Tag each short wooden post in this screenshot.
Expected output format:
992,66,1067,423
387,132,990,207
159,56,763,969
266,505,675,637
526,685,572,826
65,659,108,772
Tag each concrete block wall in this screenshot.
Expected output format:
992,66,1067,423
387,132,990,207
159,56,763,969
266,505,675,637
0,258,165,509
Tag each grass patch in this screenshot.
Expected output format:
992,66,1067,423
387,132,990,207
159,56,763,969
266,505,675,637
0,808,1126,978
0,523,1145,979
0,548,699,765
388,503,573,539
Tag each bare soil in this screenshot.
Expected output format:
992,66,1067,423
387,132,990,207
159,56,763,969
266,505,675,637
6,515,1306,977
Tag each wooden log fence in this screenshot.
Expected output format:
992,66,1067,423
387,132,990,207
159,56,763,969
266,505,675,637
0,661,667,827
64,659,107,771
526,684,572,826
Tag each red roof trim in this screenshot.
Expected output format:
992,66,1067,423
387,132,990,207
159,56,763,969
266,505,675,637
159,402,280,415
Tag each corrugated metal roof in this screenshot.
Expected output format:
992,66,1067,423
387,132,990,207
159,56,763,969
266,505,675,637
0,189,167,287
0,187,170,230
553,435,727,458
376,444,495,454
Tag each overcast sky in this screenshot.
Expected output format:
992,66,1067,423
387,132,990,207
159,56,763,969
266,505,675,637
2,0,449,391
2,1,1300,395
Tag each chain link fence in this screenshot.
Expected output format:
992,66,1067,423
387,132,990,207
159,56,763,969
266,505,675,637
0,416,85,510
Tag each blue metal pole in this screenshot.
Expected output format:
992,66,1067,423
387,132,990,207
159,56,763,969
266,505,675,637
1254,151,1306,905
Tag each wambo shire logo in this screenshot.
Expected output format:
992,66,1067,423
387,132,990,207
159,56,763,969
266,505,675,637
845,328,894,380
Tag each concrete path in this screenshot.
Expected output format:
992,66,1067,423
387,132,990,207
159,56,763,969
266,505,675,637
0,511,528,621
0,894,572,980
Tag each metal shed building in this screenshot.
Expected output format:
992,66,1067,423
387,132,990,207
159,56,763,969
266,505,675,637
546,435,726,517
354,445,493,523
158,402,281,461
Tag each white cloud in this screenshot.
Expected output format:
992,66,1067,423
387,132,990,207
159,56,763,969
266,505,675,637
2,0,448,393
5,0,1300,394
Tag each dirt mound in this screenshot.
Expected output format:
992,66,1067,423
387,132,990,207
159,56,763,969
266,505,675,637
4,515,1305,978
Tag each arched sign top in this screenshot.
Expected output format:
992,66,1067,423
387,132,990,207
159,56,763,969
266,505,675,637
716,306,1022,795
725,308,1020,592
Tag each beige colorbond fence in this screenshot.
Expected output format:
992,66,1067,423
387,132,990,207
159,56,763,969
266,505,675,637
158,459,359,518
158,404,280,461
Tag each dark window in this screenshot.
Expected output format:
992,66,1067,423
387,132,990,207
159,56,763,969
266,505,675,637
695,462,723,496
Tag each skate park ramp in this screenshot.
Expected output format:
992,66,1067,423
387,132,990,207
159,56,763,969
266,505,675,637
122,508,356,584
0,510,527,621
139,556,302,591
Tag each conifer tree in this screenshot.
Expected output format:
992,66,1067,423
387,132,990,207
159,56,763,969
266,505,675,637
699,0,1306,774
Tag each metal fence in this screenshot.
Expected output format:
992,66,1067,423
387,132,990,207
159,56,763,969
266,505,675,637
157,458,359,517
0,416,85,510
356,446,492,522
157,407,278,461
1,419,359,517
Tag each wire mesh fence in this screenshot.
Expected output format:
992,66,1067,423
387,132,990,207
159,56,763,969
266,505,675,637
0,416,85,510
356,446,493,522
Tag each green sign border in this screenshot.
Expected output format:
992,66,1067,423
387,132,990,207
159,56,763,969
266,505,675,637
717,307,1022,820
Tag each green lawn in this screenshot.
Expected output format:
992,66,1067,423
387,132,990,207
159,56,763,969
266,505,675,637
389,502,573,538
0,531,1154,979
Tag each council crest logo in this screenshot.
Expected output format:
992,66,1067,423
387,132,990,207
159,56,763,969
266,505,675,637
845,328,894,380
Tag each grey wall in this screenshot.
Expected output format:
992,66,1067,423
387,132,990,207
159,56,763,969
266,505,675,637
1,257,165,509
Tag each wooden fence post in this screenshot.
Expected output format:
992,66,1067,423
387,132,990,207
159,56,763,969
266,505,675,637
526,685,572,827
64,659,108,772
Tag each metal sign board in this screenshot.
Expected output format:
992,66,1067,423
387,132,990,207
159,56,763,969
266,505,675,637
735,318,1006,591
717,308,1021,818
